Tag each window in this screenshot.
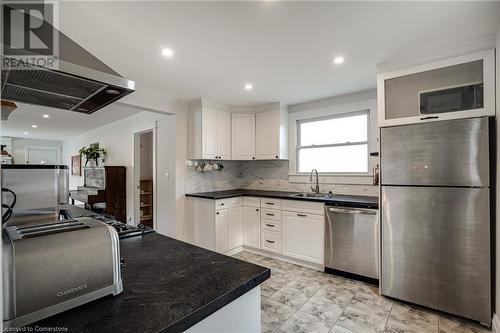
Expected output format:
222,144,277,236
297,111,369,173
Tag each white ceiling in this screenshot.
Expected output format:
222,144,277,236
57,1,500,106
1,103,140,141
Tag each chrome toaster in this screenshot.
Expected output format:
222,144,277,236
2,217,123,328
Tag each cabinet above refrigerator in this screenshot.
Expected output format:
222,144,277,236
377,49,495,127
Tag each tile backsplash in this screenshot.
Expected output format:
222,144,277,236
186,160,378,197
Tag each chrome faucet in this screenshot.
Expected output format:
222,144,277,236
310,169,319,194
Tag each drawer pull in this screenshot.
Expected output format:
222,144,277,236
220,203,225,206
266,240,275,244
265,202,275,205
265,213,275,216
216,212,220,215
265,224,275,228
256,209,259,212
297,214,307,217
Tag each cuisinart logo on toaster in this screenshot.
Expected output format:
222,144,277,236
57,284,87,297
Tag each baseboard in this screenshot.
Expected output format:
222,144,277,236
224,246,244,256
491,314,499,332
242,246,323,271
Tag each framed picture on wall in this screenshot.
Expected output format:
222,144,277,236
71,155,82,176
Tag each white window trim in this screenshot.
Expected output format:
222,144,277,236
288,98,378,184
296,110,370,175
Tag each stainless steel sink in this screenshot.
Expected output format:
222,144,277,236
290,193,329,199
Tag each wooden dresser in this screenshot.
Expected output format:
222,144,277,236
70,166,126,222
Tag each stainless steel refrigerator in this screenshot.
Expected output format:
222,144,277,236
380,117,491,326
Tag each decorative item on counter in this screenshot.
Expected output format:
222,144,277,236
187,160,224,173
79,146,107,166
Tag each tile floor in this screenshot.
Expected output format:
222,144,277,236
232,251,491,333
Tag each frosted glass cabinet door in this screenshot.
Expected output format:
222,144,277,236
378,50,495,127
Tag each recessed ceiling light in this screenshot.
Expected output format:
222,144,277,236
24,132,29,135
43,114,49,118
333,56,344,65
31,124,37,128
244,83,253,91
161,48,174,58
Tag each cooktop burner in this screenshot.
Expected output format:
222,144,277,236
79,214,154,239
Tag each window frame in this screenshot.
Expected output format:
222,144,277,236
296,110,370,175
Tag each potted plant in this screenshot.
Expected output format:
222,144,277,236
79,146,106,166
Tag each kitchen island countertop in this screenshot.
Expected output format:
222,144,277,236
30,232,270,333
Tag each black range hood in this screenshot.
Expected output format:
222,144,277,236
0,4,135,114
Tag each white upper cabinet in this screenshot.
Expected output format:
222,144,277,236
232,113,256,160
201,108,218,159
217,110,231,160
188,101,231,160
189,99,288,160
255,107,288,160
377,50,495,127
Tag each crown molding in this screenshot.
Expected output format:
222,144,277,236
377,35,495,73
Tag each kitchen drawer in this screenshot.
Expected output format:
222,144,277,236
261,230,281,254
282,199,324,215
261,198,282,210
261,208,281,221
243,196,260,208
215,197,242,210
261,219,281,232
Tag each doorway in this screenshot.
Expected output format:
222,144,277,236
134,129,156,228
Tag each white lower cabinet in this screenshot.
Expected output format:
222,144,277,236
282,211,324,264
189,196,325,264
261,229,281,253
243,206,260,248
215,209,229,253
228,207,243,250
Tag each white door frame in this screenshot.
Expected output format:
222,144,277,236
25,145,61,164
133,125,157,229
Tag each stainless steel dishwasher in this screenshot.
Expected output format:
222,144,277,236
325,205,379,279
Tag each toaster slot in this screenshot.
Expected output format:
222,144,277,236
15,220,81,233
20,225,90,238
6,220,92,240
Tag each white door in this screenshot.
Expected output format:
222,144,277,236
282,211,324,264
232,113,256,160
217,110,231,160
243,205,260,248
215,209,229,253
228,206,243,250
27,148,59,164
202,108,218,159
256,110,279,160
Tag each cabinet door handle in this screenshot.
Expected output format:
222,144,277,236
297,214,307,217
266,240,275,244
265,224,275,227
256,209,259,211
265,213,275,216
275,155,278,159
252,157,255,160
220,203,225,206
420,116,439,121
265,202,275,205
216,212,220,215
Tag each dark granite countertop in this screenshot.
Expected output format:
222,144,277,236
30,233,270,333
186,189,379,209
